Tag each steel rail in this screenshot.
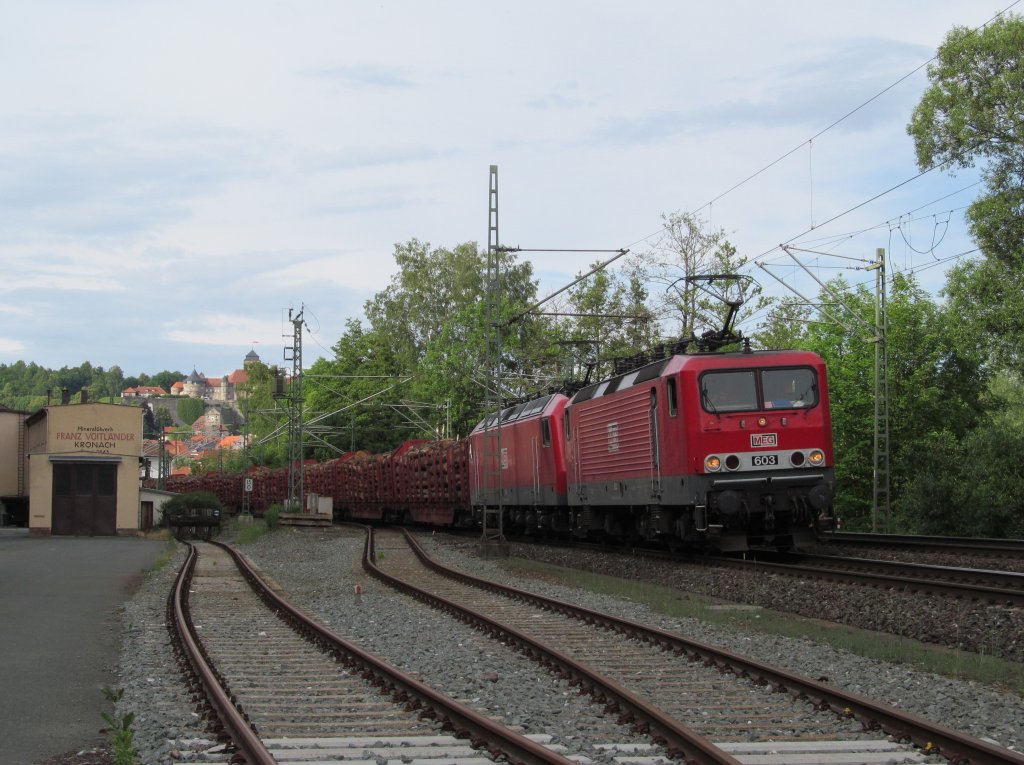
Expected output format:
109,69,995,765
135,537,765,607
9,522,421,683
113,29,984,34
211,540,576,765
400,530,1024,765
820,531,1024,554
710,555,1024,607
788,552,1024,593
169,542,277,765
363,528,743,765
704,553,1024,606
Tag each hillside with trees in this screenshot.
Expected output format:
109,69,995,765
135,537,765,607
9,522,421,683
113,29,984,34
0,361,184,412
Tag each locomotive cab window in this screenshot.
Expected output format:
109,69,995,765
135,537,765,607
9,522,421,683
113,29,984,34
667,378,678,417
761,367,817,409
541,417,552,447
700,367,819,413
700,370,758,413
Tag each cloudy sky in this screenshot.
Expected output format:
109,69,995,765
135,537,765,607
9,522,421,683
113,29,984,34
0,1,1001,379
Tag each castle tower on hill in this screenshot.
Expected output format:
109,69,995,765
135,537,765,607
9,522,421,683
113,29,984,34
175,349,262,402
183,369,206,398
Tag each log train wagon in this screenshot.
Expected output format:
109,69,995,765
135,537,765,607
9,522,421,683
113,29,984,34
163,440,472,525
163,347,835,551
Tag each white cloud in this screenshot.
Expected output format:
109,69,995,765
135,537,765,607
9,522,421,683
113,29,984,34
0,337,25,354
164,314,286,348
0,0,989,375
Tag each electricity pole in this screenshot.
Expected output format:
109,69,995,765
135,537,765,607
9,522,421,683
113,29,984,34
480,165,508,555
871,248,890,532
760,246,890,532
281,307,306,512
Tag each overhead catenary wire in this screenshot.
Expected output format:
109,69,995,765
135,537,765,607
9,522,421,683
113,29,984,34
618,2,1019,256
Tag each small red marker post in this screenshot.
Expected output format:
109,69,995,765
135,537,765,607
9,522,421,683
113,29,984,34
354,583,363,605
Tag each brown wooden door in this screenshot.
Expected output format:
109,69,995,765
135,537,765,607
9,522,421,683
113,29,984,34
52,463,118,535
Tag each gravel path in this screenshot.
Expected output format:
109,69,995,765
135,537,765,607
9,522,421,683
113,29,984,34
115,527,1024,764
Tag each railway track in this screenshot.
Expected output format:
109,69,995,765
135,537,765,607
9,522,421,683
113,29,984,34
819,532,1024,558
535,535,1024,605
169,540,586,765
711,553,1024,607
367,527,1024,765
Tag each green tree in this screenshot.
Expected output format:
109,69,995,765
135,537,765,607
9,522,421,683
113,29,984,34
149,370,185,393
897,412,1024,539
636,211,764,348
907,14,1024,266
304,319,410,454
176,397,205,427
307,239,544,449
799,273,985,530
237,361,288,466
752,296,813,349
944,257,1024,374
557,260,657,379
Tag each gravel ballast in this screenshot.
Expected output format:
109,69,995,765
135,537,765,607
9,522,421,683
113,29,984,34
116,528,1024,763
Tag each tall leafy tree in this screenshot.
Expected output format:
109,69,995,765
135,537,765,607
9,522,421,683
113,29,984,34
897,371,1024,538
561,260,656,378
364,239,535,371
799,273,985,530
149,370,186,392
309,239,543,448
636,211,764,347
176,397,205,427
304,319,411,454
907,14,1024,265
908,14,1024,373
237,361,288,466
752,296,813,350
944,257,1024,373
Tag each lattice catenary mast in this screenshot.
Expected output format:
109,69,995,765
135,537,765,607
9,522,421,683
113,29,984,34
480,165,507,551
281,307,306,512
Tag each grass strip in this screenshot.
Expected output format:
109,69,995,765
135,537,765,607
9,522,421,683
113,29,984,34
230,515,272,544
498,557,1024,696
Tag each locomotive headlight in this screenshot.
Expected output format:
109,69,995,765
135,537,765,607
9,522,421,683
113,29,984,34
705,455,722,472
757,416,768,427
808,449,825,466
725,454,741,471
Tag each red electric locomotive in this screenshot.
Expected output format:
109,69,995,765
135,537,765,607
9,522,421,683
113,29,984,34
562,347,835,551
468,393,570,534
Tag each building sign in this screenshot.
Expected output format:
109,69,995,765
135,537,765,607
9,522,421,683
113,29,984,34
55,425,137,454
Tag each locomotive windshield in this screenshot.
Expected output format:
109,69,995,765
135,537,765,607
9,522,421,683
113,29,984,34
700,366,817,413
761,367,817,409
701,370,757,412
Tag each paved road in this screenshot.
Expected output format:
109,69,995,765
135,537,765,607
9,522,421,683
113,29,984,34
0,529,167,764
